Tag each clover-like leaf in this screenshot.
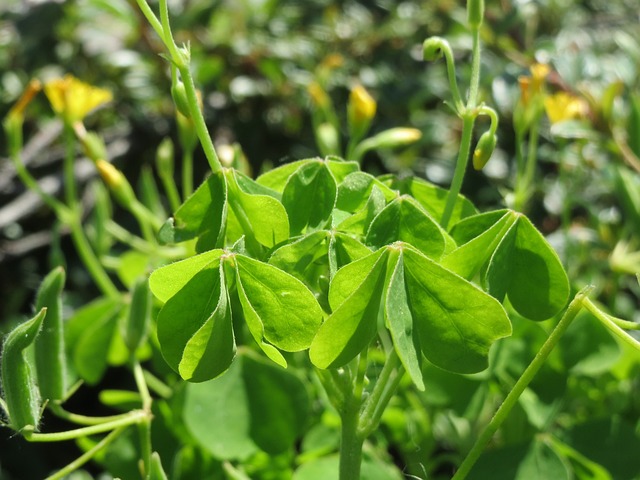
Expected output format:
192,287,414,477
366,195,455,259
380,175,477,227
156,259,236,382
158,170,227,252
402,245,512,374
225,169,289,252
310,243,512,385
234,255,324,367
485,214,570,320
448,210,571,320
309,248,388,369
282,160,337,235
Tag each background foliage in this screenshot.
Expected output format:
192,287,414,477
1,0,639,478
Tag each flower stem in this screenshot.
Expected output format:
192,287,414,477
44,426,126,480
452,286,593,479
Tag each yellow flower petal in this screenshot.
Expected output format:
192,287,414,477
44,74,112,123
544,92,587,124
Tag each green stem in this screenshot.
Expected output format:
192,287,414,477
468,26,482,108
62,123,78,211
159,169,181,212
44,426,127,480
441,113,475,230
68,216,120,298
514,120,540,213
24,409,147,442
358,349,402,437
134,0,164,40
339,393,364,480
48,403,133,426
133,361,153,476
143,369,173,399
182,148,194,198
452,286,593,479
583,299,640,351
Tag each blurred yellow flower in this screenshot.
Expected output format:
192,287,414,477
544,92,588,124
349,84,376,123
44,75,112,123
307,82,331,109
518,63,550,107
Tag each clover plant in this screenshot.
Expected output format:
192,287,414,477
1,0,639,479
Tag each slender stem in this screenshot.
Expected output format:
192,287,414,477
452,287,593,480
44,426,127,480
182,148,194,197
68,216,120,298
360,363,404,438
358,349,402,437
467,26,482,108
48,403,133,426
62,123,79,211
583,299,640,351
134,0,164,40
143,369,173,399
133,361,153,476
24,409,148,442
514,119,540,212
159,170,181,212
441,113,475,229
178,64,222,173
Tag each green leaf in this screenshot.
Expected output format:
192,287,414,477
157,263,235,382
366,196,454,259
241,353,309,454
226,169,289,251
149,249,223,303
336,172,397,213
158,170,227,252
384,250,423,389
402,245,512,374
337,185,387,236
380,175,477,227
184,353,309,460
34,266,67,401
257,159,315,192
1,308,46,431
486,215,570,320
310,248,389,369
281,161,337,235
235,255,323,364
443,210,517,278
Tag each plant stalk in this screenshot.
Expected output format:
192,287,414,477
452,286,593,479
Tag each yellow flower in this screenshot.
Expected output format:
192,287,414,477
544,92,588,124
518,63,550,107
44,75,112,123
349,84,376,123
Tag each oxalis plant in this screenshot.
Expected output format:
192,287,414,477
2,0,640,479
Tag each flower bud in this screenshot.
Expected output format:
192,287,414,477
422,37,447,62
96,160,136,207
473,131,497,170
171,78,191,118
316,122,341,156
467,0,484,28
347,85,377,141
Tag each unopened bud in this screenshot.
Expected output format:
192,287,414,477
472,131,497,170
96,160,136,207
171,79,191,118
422,37,447,62
316,122,341,156
467,0,484,29
347,85,376,141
